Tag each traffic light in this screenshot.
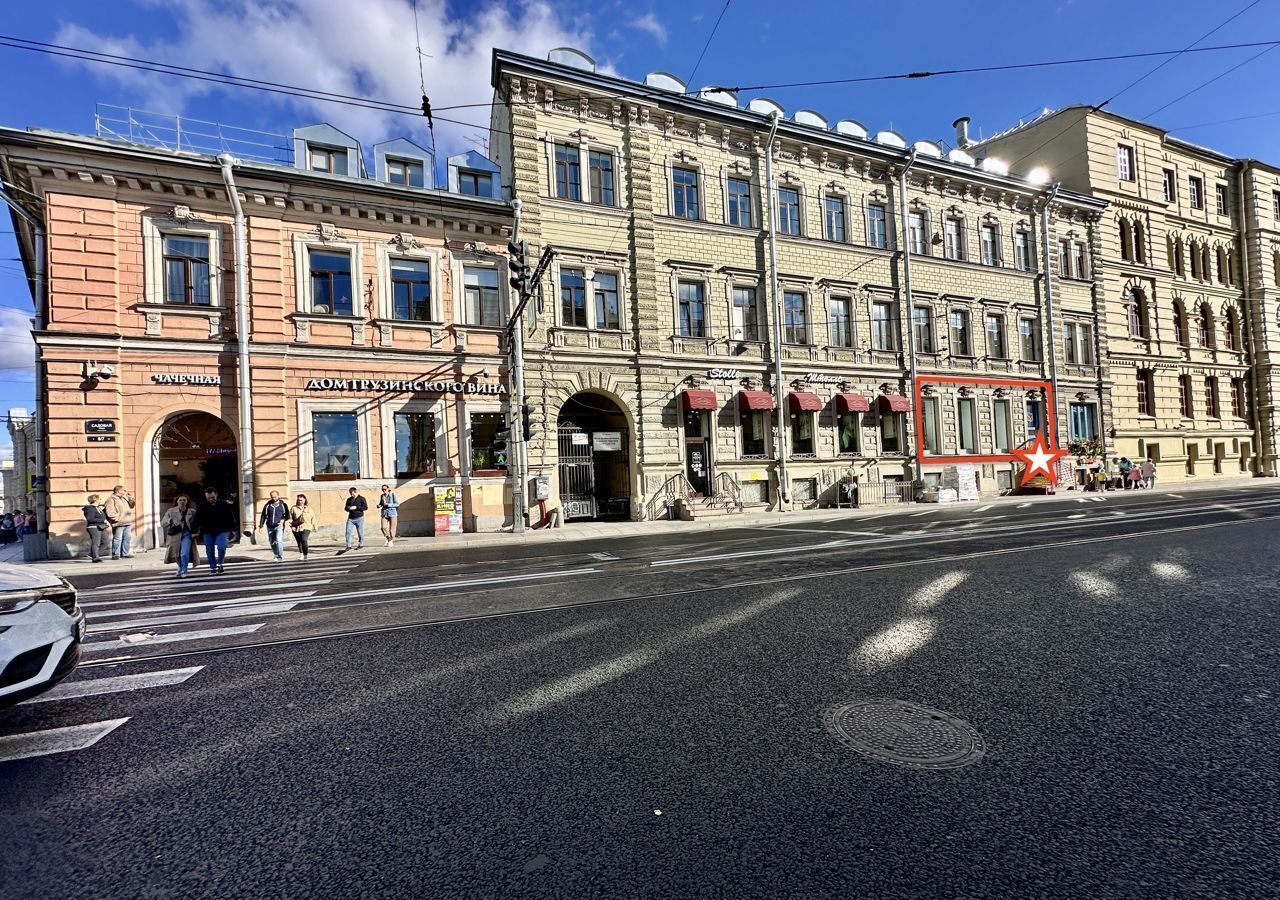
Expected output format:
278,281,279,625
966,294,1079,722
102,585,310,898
521,402,536,441
492,425,510,470
508,239,528,298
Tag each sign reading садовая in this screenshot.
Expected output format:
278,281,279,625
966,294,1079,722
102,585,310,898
304,378,507,394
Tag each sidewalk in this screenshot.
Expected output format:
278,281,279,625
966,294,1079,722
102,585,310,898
20,473,1272,578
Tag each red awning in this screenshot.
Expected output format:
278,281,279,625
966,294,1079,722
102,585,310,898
836,392,871,413
878,393,912,413
682,389,719,410
738,390,776,411
788,391,823,412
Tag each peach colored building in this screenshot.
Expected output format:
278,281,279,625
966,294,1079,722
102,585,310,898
1,120,515,558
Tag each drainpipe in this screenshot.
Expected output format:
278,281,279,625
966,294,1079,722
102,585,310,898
509,198,526,532
898,149,921,486
763,111,789,507
218,154,256,541
1238,161,1273,475
0,179,48,545
1040,182,1063,446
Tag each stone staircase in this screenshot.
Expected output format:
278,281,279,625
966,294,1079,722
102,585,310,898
677,494,743,520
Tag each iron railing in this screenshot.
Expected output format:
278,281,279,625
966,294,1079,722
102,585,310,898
712,472,744,511
645,472,695,521
855,480,917,506
94,104,293,165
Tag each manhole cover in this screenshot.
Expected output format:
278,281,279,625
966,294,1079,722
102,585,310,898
823,699,985,770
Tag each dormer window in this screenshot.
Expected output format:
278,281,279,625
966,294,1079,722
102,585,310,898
459,169,494,197
386,157,425,188
309,145,347,176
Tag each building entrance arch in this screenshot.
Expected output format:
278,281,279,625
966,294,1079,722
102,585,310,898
557,393,631,521
150,412,238,544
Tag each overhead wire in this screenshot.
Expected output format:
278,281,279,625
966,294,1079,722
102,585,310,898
1145,43,1280,119
687,0,733,88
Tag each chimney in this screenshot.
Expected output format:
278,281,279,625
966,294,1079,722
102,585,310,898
953,116,971,149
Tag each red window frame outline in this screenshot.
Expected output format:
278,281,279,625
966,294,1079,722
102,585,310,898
914,374,1057,465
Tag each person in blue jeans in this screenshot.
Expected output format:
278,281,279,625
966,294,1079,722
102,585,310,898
193,487,237,574
378,484,399,547
160,495,198,576
344,487,367,550
256,490,290,562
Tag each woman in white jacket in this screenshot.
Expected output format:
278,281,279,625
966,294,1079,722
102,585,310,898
159,494,199,576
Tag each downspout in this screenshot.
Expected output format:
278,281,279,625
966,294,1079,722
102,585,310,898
763,111,789,507
0,179,48,544
1040,182,1063,446
898,149,921,486
1238,161,1272,475
509,198,526,532
218,155,256,541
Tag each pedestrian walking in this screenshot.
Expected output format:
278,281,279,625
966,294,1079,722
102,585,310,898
344,487,367,550
290,493,317,560
1128,464,1144,489
0,513,13,545
104,484,136,559
81,494,110,562
378,484,399,546
1141,457,1157,490
256,490,290,562
160,495,199,577
11,511,26,538
193,487,236,575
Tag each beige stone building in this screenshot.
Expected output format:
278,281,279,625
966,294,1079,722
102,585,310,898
490,49,1106,521
981,107,1264,480
2,119,516,558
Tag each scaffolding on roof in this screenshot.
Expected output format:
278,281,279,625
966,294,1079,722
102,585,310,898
93,104,292,165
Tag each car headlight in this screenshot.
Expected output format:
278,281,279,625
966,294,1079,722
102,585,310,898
0,591,40,614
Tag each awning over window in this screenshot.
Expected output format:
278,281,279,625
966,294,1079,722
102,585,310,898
788,391,823,412
836,393,871,413
682,389,719,410
737,390,776,411
878,393,912,413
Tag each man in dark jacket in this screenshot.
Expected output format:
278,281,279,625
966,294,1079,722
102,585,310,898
82,494,110,562
193,487,237,574
256,490,290,562
344,487,368,550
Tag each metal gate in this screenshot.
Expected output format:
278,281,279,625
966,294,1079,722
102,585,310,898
557,421,631,520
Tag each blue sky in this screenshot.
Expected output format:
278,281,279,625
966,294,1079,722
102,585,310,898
2,0,1279,456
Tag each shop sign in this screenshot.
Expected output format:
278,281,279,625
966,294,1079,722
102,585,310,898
571,432,589,446
305,378,506,394
593,431,622,452
802,373,843,385
152,373,221,385
706,368,740,380
84,419,116,434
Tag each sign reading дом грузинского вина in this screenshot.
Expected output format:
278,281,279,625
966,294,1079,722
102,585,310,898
303,378,507,394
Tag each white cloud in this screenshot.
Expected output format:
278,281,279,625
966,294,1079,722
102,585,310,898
628,12,668,46
0,308,35,379
54,0,600,163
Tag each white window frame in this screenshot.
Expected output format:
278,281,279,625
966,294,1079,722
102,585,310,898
1013,229,1031,272
385,156,425,188
459,397,509,478
668,161,706,221
781,287,811,345
726,278,765,343
944,217,966,261
296,398,373,481
293,234,363,317
1189,176,1204,210
723,171,757,229
956,397,978,453
912,303,935,354
374,243,443,322
908,209,929,256
776,182,805,237
865,201,888,249
992,397,1012,453
827,293,854,348
824,193,848,243
1117,144,1135,182
980,222,1001,266
985,311,1007,359
1163,169,1177,203
949,307,973,357
671,272,712,338
380,397,449,479
871,298,897,351
143,215,223,307
450,252,508,329
586,147,619,207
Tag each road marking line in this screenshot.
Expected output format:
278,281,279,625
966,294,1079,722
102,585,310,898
110,561,358,586
1067,514,1088,519
973,505,992,512
588,552,619,561
0,718,130,763
651,542,846,567
90,603,301,632
84,580,336,605
24,667,204,704
1017,503,1031,508
1168,493,1184,498
85,588,320,617
83,624,264,652
752,526,887,537
909,510,935,517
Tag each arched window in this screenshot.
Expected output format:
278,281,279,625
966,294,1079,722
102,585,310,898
1190,242,1202,280
1226,249,1236,286
1127,288,1147,338
1225,307,1239,351
1199,303,1214,348
1172,299,1187,346
1201,244,1212,281
1274,249,1280,287
1133,220,1146,264
1217,246,1228,284
1175,237,1185,277
1166,234,1177,270
1119,218,1133,262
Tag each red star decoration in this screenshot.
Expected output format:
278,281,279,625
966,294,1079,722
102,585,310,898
1011,430,1071,486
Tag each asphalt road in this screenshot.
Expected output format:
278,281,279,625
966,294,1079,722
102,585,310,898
3,483,1279,898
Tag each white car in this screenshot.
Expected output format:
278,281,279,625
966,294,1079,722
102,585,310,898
0,564,85,707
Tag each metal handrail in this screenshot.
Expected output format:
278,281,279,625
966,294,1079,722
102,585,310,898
645,472,696,521
712,472,744,510
94,104,293,165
